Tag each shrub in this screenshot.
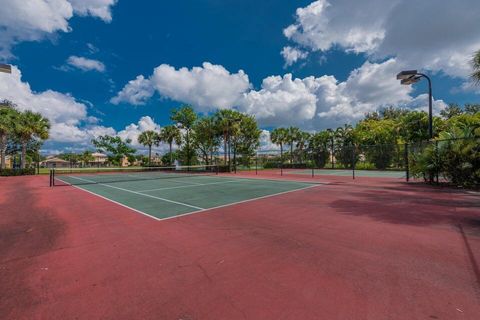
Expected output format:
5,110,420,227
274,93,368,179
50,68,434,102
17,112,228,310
0,168,36,176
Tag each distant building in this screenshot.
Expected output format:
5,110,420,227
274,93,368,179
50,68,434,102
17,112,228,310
41,157,70,168
5,155,12,169
120,156,131,167
90,152,108,165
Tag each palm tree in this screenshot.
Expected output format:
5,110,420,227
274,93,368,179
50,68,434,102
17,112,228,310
472,49,480,83
214,109,241,166
335,124,354,168
159,125,182,165
171,106,197,166
0,103,18,169
137,130,160,165
286,126,301,164
296,131,311,164
14,110,50,169
270,128,288,164
80,151,94,167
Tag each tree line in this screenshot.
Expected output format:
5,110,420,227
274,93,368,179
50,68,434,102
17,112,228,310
270,104,479,165
91,105,262,167
267,104,479,186
0,100,50,171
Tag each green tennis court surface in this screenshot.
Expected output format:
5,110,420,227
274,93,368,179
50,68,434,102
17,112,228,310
285,168,405,178
57,174,318,220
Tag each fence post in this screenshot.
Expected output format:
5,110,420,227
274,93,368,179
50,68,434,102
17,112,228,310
405,143,409,182
311,152,314,178
435,140,439,184
352,146,355,180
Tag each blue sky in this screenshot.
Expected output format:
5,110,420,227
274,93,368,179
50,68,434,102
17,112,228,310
0,0,479,153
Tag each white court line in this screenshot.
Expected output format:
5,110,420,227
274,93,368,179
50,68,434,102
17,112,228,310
58,176,321,222
138,180,239,192
67,176,205,210
63,183,162,221
158,184,320,222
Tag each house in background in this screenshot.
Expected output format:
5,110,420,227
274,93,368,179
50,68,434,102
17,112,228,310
41,157,70,168
4,155,12,169
90,152,108,166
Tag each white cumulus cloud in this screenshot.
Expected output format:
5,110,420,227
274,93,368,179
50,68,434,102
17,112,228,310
69,0,117,22
113,62,251,111
117,116,161,147
283,0,480,78
0,65,118,144
0,0,118,58
281,46,308,67
113,60,446,130
67,55,106,72
110,75,155,105
240,74,318,127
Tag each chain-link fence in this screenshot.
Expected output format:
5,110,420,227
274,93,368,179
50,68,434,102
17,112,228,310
226,137,478,187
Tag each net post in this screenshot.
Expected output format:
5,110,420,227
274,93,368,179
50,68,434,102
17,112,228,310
255,153,258,175
405,143,409,182
311,152,314,178
49,169,52,187
351,145,355,180
51,169,55,186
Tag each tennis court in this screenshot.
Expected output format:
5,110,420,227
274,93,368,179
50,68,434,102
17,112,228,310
284,168,406,178
52,166,319,220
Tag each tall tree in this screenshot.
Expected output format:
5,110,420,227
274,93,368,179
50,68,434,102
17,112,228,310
308,131,330,168
354,119,396,169
234,114,261,166
92,135,136,166
137,130,160,165
286,126,300,164
295,131,311,164
472,49,480,83
440,103,463,119
0,101,18,169
14,110,50,169
80,151,94,166
214,109,241,165
270,128,288,164
159,125,182,166
192,116,219,165
335,124,355,168
464,103,480,114
171,105,197,166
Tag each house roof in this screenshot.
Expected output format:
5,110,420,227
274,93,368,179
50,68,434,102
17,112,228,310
91,152,107,157
43,157,69,163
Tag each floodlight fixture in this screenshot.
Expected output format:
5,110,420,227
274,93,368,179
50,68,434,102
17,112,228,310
0,64,11,74
400,76,421,85
396,70,418,80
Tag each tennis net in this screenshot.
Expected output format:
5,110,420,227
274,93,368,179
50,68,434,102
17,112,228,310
50,164,225,186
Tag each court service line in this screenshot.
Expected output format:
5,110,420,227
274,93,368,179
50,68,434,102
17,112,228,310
64,183,162,221
121,174,206,186
138,180,240,193
67,176,205,210
158,184,320,222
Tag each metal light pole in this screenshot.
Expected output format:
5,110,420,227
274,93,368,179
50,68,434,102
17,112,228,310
0,64,12,171
327,128,334,169
396,70,433,139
